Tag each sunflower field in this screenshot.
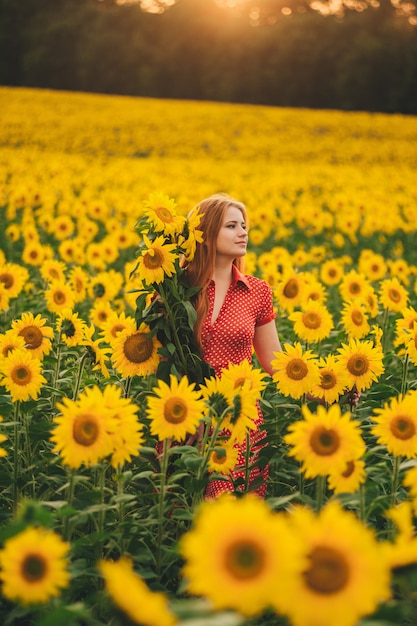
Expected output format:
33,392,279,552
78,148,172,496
1,86,417,626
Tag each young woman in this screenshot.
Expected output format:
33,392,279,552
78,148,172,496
184,193,282,499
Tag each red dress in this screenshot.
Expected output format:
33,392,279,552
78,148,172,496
202,264,276,499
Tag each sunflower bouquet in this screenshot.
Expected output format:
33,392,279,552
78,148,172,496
132,192,213,385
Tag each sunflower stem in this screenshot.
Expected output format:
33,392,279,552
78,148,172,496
73,351,88,400
243,432,251,494
315,474,326,512
391,455,401,508
156,438,170,579
51,329,63,407
12,400,21,518
381,307,390,353
123,376,132,399
401,353,409,396
158,283,188,375
63,468,76,541
117,464,126,554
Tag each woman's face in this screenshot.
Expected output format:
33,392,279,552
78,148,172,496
215,205,248,260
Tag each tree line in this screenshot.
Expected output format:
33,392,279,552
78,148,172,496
1,0,417,114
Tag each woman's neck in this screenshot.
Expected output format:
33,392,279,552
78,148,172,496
212,259,234,284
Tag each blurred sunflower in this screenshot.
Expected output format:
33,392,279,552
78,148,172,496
100,310,136,346
68,265,90,303
371,391,417,458
111,323,161,378
56,309,86,347
341,299,370,339
289,300,334,343
179,205,204,261
40,258,67,284
308,354,350,405
99,557,176,626
21,240,46,266
146,374,205,442
379,276,409,314
402,465,417,510
0,526,70,605
284,403,365,478
339,269,371,303
89,299,114,329
180,494,306,617
327,458,366,495
44,279,75,315
272,342,320,400
336,338,384,393
135,234,178,286
0,329,26,359
277,501,391,626
0,348,46,402
88,269,123,302
381,501,417,570
0,261,29,299
358,251,387,282
275,268,305,312
51,387,117,468
0,415,8,457
388,258,411,285
100,383,144,468
11,312,54,360
320,259,344,286
0,282,10,312
81,325,111,378
220,359,268,395
143,191,185,237
52,214,75,240
207,441,239,475
395,306,417,348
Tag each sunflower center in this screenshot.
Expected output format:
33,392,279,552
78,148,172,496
351,310,363,325
21,554,48,583
310,426,340,455
53,290,66,304
320,371,336,390
123,333,153,363
349,282,361,295
155,206,175,223
347,354,369,376
164,397,187,424
342,460,355,478
73,413,99,446
18,325,43,349
225,540,266,580
304,546,349,594
0,273,13,289
143,249,164,270
62,320,76,338
388,288,401,303
283,279,299,299
93,283,105,298
302,311,321,329
212,448,227,464
233,377,248,390
286,358,308,381
12,366,32,385
111,324,125,338
390,415,416,440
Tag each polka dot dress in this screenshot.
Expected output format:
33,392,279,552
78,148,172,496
202,265,276,500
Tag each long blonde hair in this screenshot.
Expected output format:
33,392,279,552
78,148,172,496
183,193,248,350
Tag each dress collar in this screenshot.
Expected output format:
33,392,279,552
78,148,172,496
231,264,250,289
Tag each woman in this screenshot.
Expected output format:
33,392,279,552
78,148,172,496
184,193,282,499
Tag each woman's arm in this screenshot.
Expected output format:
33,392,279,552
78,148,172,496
253,320,282,376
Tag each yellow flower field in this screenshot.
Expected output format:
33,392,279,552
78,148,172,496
1,86,417,625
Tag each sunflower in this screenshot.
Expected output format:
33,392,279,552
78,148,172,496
220,386,260,444
336,338,385,393
339,269,371,303
146,374,205,441
320,259,344,286
111,323,161,378
0,526,70,605
379,277,409,313
88,270,123,302
40,259,67,284
405,321,417,366
308,354,350,405
135,234,178,286
289,301,334,343
180,494,306,617
68,265,89,302
180,204,204,261
0,329,27,358
275,268,305,312
389,258,411,286
100,383,144,468
402,465,417,510
327,458,366,494
81,325,111,378
395,306,417,347
11,312,54,360
341,299,370,339
89,300,114,329
143,191,185,237
58,237,86,266
300,276,328,306
0,261,29,299
56,309,86,347
272,342,321,400
51,387,117,468
220,359,268,396
199,374,236,423
207,441,240,475
44,279,75,315
371,391,417,458
277,501,391,626
0,349,46,402
100,311,137,346
21,240,46,266
284,403,365,478
99,557,176,626
52,214,75,240
358,251,387,282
